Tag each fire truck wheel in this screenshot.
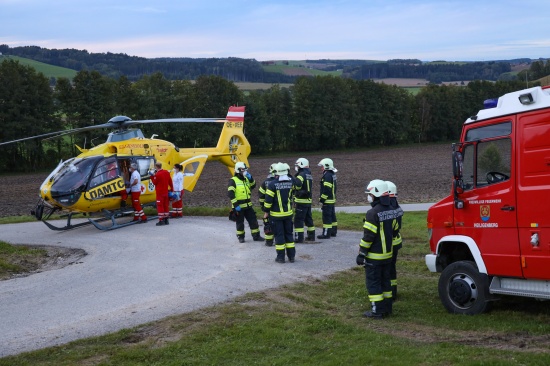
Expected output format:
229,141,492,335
438,260,491,315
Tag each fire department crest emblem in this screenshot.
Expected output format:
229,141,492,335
480,205,490,222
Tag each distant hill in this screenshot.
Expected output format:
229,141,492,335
0,44,538,85
0,55,77,80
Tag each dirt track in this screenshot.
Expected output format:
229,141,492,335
0,144,451,217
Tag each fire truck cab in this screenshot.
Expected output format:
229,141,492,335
426,85,550,315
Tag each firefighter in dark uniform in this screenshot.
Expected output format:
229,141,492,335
317,158,337,239
263,163,295,263
259,163,278,246
386,180,404,300
228,162,263,243
293,158,315,242
356,179,400,319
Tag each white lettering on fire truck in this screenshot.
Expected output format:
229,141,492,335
468,199,502,204
474,222,499,228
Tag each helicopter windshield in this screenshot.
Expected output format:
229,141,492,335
107,129,145,143
51,156,102,193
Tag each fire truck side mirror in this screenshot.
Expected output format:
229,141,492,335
452,151,463,179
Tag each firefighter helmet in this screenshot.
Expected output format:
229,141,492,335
365,179,388,197
276,162,289,175
318,158,335,171
385,181,397,196
269,163,278,174
234,161,248,173
295,158,309,169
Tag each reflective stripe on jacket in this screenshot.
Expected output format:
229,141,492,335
359,198,400,261
319,170,336,204
228,175,256,208
294,168,313,204
264,177,294,218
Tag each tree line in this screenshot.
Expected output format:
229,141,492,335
343,60,512,83
1,45,539,85
0,59,534,171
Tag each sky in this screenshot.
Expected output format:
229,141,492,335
1,0,549,62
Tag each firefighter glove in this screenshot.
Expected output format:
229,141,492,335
245,172,252,180
356,253,366,266
234,205,241,212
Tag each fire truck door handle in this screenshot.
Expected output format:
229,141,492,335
501,205,515,211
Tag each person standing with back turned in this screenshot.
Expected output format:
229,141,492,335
293,158,315,242
150,162,174,226
317,158,338,239
264,163,295,263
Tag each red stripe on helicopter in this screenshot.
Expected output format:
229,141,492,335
226,106,245,122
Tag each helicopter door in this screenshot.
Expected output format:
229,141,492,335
180,155,208,192
85,156,126,200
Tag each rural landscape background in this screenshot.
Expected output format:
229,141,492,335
1,45,550,364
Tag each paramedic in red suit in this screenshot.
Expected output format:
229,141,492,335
150,162,174,226
128,163,147,222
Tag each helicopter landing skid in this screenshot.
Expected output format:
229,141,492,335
88,210,158,231
41,214,112,231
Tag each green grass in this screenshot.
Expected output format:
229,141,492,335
0,55,77,80
0,241,47,279
2,210,550,364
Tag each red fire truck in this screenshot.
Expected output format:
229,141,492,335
426,85,550,315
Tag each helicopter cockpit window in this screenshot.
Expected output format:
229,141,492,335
51,156,102,193
89,157,119,188
107,129,145,143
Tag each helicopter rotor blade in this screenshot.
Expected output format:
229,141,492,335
0,117,229,147
0,122,120,147
120,118,226,127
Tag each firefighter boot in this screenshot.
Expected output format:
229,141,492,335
252,233,264,242
317,228,332,239
275,250,285,263
363,302,384,319
238,236,245,243
265,239,274,247
330,226,337,237
306,231,316,241
164,217,169,225
286,247,296,263
295,232,304,243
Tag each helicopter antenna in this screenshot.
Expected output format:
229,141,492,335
151,134,158,139
83,137,87,150
91,137,99,147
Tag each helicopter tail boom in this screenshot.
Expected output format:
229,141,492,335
213,106,251,173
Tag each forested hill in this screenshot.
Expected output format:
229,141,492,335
0,44,534,83
0,45,296,83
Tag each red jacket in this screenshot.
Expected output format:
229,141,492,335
151,169,173,195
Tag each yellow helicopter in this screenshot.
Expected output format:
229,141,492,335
0,106,250,230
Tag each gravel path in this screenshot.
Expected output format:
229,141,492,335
0,217,361,357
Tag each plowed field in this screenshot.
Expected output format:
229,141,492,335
0,144,451,217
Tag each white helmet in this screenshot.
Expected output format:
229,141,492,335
318,158,335,171
276,162,289,175
385,181,397,196
234,161,248,174
366,179,389,197
295,158,309,169
269,163,278,175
